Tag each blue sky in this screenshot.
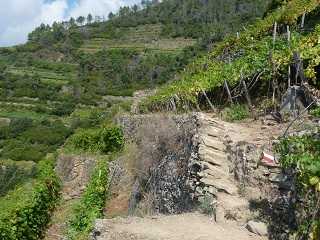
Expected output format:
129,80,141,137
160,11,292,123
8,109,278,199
0,0,140,47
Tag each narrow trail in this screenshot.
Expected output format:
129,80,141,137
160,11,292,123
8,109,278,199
44,154,96,240
93,213,267,240
195,113,283,222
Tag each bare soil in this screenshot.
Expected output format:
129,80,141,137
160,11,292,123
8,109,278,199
94,213,267,240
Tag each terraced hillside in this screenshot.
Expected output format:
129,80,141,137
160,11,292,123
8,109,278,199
80,24,196,53
0,1,289,240
144,0,320,111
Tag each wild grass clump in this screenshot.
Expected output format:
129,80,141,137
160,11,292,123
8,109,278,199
221,104,249,122
199,194,216,217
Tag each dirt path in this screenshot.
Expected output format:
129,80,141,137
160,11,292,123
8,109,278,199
95,113,287,240
93,213,267,240
44,154,97,240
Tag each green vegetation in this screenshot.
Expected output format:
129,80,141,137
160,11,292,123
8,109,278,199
69,125,124,154
144,0,320,110
277,133,320,239
108,0,272,39
0,157,61,240
221,104,249,122
0,160,36,197
67,159,109,240
199,194,216,217
0,118,72,162
1,1,316,239
311,107,320,117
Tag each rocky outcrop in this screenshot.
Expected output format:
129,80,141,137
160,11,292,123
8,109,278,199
117,113,198,214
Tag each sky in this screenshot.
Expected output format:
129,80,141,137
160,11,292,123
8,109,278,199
0,0,140,47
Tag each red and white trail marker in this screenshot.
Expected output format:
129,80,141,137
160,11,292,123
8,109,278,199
261,152,278,167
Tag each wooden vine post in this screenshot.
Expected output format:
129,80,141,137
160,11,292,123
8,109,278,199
273,22,277,49
241,80,252,109
288,65,291,88
224,80,233,104
201,89,215,111
301,12,306,29
287,25,291,47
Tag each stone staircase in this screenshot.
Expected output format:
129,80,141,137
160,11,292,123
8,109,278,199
191,113,250,223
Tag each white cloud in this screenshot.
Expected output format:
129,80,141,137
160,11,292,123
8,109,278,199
0,0,140,47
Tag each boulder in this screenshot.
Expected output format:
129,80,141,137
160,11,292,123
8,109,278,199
246,220,268,236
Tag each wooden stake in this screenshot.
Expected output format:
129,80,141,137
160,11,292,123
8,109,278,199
236,32,240,39
241,80,252,108
288,65,291,87
170,98,177,112
224,80,233,104
273,22,277,48
287,25,291,47
301,12,306,29
201,89,215,111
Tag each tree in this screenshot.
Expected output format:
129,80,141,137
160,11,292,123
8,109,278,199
69,17,76,27
76,16,85,26
132,4,139,13
87,14,93,24
108,12,115,20
95,16,102,22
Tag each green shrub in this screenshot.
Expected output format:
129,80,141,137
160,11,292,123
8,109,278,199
311,107,320,118
0,120,72,162
1,140,48,162
198,194,216,217
277,133,320,239
67,160,109,240
0,160,36,196
0,157,61,240
221,104,249,122
70,126,124,153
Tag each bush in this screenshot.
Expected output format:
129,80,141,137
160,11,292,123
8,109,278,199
221,104,250,122
67,160,109,240
0,120,71,162
277,133,320,239
1,140,48,162
0,160,36,196
311,107,320,118
70,126,124,154
0,157,61,240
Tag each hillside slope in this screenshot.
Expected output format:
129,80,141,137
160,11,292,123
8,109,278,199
0,1,277,240
144,0,320,111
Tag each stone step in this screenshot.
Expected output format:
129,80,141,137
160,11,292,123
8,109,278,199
201,165,229,179
201,136,226,152
203,161,229,174
198,129,223,139
198,145,228,161
200,178,238,195
200,154,228,168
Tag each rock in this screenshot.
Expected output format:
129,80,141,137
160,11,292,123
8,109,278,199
203,165,228,179
200,178,237,195
269,173,286,183
207,186,218,195
201,136,226,152
246,221,268,236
